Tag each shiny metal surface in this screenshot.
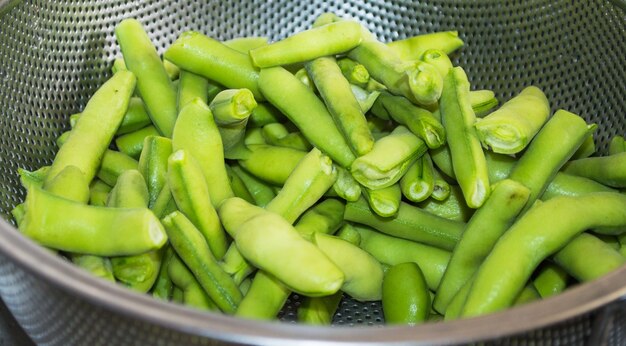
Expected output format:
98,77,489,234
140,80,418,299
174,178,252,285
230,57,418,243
0,0,624,345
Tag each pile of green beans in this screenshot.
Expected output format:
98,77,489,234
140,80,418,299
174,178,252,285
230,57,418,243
12,13,626,327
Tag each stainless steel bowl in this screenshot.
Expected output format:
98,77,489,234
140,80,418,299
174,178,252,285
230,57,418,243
0,0,625,345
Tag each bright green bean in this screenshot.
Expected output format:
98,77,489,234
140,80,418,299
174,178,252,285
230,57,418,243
571,133,596,160
609,135,626,155
331,165,362,202
89,179,111,207
116,97,153,136
219,243,254,286
382,262,431,325
230,164,276,207
512,285,541,306
249,103,287,128
225,165,255,204
400,153,435,203
236,271,291,319
387,31,464,61
362,184,402,218
562,152,626,188
532,263,569,299
294,198,345,241
115,126,159,159
470,90,499,117
350,84,381,114
297,291,343,325
177,70,209,111
168,254,218,311
337,58,370,88
418,185,475,223
152,246,175,301
430,166,451,201
210,89,257,152
238,144,307,186
138,136,172,208
421,49,453,79
116,19,177,137
224,36,269,53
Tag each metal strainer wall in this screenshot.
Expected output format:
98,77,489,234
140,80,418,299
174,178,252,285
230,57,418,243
0,0,624,345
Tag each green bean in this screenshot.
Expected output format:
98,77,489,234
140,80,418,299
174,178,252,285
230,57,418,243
43,165,90,204
474,86,550,154
206,82,224,104
571,133,596,160
151,181,177,218
306,56,375,156
162,59,180,80
294,68,316,92
461,192,626,317
162,211,242,313
164,31,264,100
115,126,160,159
261,123,312,151
172,98,234,206
238,144,307,186
470,90,499,117
440,67,490,208
294,198,345,241
71,254,115,282
224,36,269,53
225,165,255,204
374,92,446,149
258,67,356,168
249,103,287,128
45,71,136,186
138,136,172,208
112,58,126,74
433,179,531,313
168,254,219,311
351,126,427,190
331,165,362,202
553,232,626,282
512,285,541,306
168,149,228,259
116,19,177,137
387,31,464,61
219,243,254,286
562,152,626,188
265,148,337,224
114,97,153,136
313,232,384,301
418,185,475,223
20,185,166,256
105,169,150,210
230,165,276,207
218,197,344,296
532,263,569,299
337,58,370,88
297,291,343,325
430,167,452,201
236,271,291,319
362,184,402,218
95,149,138,187
345,197,464,251
443,280,470,320
89,179,112,207
336,223,361,245
421,49,454,79
152,246,175,301
400,154,435,203
350,84,381,114
382,262,431,325
508,110,596,209
55,131,71,149
177,70,209,111
609,135,626,155
210,89,257,152
249,21,362,68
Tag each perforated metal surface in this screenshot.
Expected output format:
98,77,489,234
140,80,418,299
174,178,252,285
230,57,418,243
0,0,624,345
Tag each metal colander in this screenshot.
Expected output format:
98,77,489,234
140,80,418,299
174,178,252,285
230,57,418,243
0,0,625,345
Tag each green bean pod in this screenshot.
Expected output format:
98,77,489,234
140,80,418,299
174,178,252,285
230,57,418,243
337,58,370,88
164,31,263,100
162,211,242,314
238,144,307,186
210,89,257,152
230,164,276,207
235,271,291,319
116,97,153,136
21,185,166,256
261,123,312,152
45,71,136,186
609,135,626,155
138,136,172,208
306,56,375,156
265,148,337,224
43,165,90,204
553,232,626,282
382,262,431,325
350,84,381,114
571,133,596,160
218,197,344,296
97,149,139,187
474,86,550,154
461,192,626,317
71,254,115,282
400,154,435,203
433,179,531,313
172,98,234,206
168,149,228,259
469,90,499,117
440,67,490,208
418,185,475,223
116,19,177,137
532,263,569,299
331,165,362,202
168,254,219,311
421,49,454,79
219,243,254,286
249,21,362,68
89,179,112,207
387,31,464,61
562,152,626,188
177,70,209,111
430,165,451,201
297,292,343,325
258,67,356,168
508,109,595,209
351,126,427,190
115,126,160,159
362,184,402,218
512,285,541,306
375,92,446,149
345,197,464,251
225,165,255,204
294,198,345,241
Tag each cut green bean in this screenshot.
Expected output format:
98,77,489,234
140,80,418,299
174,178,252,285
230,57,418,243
306,56,374,156
236,271,291,319
440,67,490,208
164,31,263,100
345,197,464,251
177,70,209,111
474,86,550,154
337,58,370,88
168,254,218,311
138,136,172,208
571,133,596,160
89,179,112,207
297,292,343,325
532,263,569,299
512,285,541,306
421,49,453,79
152,246,175,300
210,89,257,152
116,19,177,137
249,103,287,128
418,185,474,223
431,167,451,201
382,262,431,325
562,152,626,188
609,135,626,155
351,126,427,190
470,90,499,117
400,154,435,203
238,144,307,186
350,84,381,114
115,126,159,159
219,243,254,286
225,165,255,204
43,165,90,204
71,254,115,282
387,31,464,61
362,184,402,218
172,98,234,206
258,67,356,168
331,165,362,202
294,198,345,241
230,164,276,207
249,21,362,68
